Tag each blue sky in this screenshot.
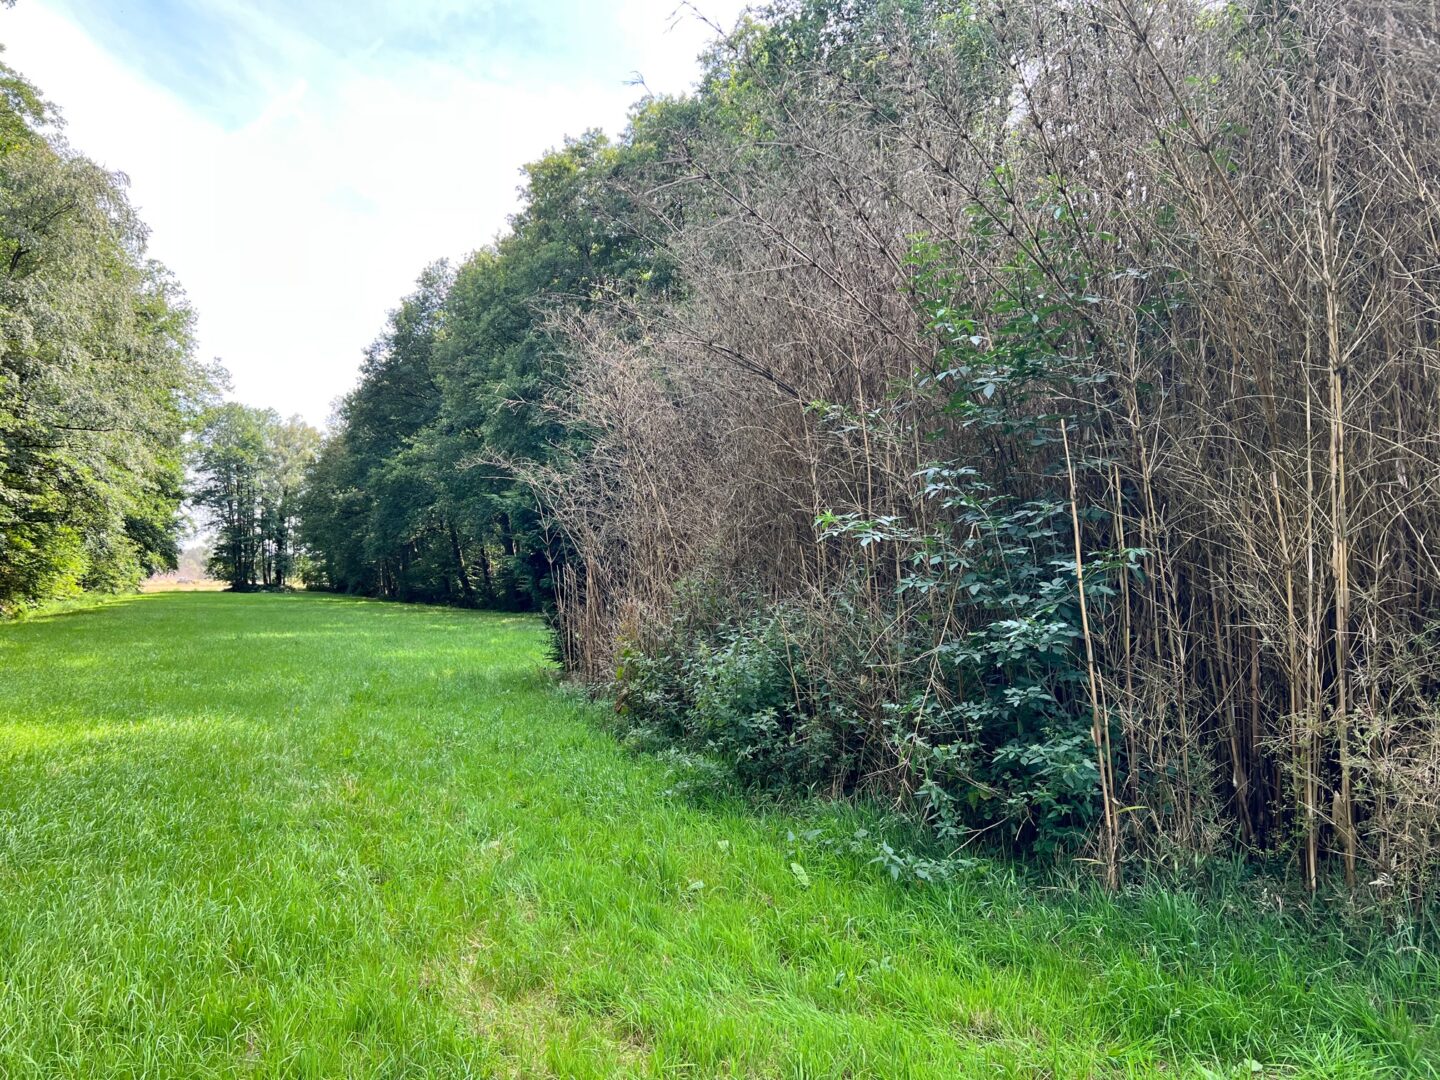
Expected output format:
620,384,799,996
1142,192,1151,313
43,1,693,128
1,0,746,423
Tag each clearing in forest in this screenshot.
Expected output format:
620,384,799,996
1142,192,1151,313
0,593,1432,1078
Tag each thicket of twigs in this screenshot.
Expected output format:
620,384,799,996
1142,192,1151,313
536,0,1440,898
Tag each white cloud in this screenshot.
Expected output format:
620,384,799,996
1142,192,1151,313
2,1,748,426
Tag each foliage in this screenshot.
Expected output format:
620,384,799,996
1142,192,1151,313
599,166,1139,858
617,596,851,792
0,50,208,613
299,262,455,601
525,0,1440,899
301,128,678,610
189,404,319,589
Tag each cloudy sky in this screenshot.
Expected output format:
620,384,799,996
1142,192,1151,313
1,0,745,425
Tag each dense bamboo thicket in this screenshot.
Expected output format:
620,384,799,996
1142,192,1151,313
537,0,1440,895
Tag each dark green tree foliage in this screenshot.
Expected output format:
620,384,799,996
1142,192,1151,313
302,129,672,609
191,405,318,590
300,262,456,602
0,49,206,613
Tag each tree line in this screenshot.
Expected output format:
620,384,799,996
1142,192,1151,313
0,44,210,613
0,38,324,606
190,404,318,590
296,127,674,610
300,0,1440,900
10,0,1440,901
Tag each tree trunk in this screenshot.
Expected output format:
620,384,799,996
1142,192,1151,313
449,522,475,606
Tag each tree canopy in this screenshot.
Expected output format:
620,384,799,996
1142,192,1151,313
190,404,318,590
300,126,677,610
0,46,209,612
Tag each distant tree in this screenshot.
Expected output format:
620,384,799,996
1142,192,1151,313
265,416,320,588
190,405,318,589
300,124,682,610
300,263,453,600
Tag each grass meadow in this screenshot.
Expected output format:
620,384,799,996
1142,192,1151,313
0,592,1433,1077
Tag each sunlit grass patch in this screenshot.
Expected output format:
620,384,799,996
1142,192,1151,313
0,592,1433,1078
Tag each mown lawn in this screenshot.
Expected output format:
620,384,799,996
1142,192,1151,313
0,592,1433,1078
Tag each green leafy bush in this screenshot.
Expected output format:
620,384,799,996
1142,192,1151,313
610,226,1143,860
616,597,838,790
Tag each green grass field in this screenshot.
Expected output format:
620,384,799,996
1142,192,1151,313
0,593,1433,1078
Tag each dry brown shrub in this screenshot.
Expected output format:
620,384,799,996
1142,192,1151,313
532,0,1440,895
